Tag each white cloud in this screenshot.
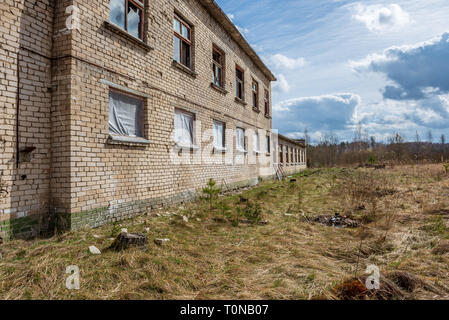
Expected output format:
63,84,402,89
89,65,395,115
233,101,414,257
272,74,290,93
351,32,449,101
273,93,361,137
227,13,235,21
352,3,411,32
267,54,306,70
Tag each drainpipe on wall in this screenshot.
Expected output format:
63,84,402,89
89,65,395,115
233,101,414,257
15,52,20,169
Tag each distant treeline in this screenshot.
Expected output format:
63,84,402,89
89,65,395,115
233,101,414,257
306,131,449,168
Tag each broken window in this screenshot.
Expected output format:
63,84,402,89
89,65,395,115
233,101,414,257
264,90,270,116
236,127,246,152
252,80,259,109
235,66,244,100
110,0,144,39
109,89,144,137
174,109,195,147
213,120,225,150
212,47,224,88
174,15,192,69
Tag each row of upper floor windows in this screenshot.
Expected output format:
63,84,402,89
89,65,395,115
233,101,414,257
109,0,271,117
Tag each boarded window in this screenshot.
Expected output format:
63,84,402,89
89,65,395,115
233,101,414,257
109,89,144,137
174,109,195,147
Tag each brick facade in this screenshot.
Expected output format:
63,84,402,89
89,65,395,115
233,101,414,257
0,0,306,240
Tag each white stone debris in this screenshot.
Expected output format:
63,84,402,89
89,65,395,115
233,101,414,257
89,245,101,255
154,238,170,246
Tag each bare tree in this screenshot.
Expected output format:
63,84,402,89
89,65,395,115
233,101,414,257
304,128,310,146
441,134,446,160
427,130,433,143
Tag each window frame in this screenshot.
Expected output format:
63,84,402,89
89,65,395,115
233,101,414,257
108,87,145,138
264,89,270,116
279,144,283,164
252,79,259,109
235,65,245,100
174,14,193,69
212,46,224,88
110,0,145,40
174,108,196,148
236,127,246,153
213,119,226,150
265,135,271,154
253,131,260,154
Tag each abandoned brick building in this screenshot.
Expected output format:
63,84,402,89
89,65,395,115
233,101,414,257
0,0,306,239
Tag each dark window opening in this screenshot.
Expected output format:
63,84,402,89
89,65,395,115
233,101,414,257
174,15,192,69
212,47,224,88
236,66,244,100
252,80,259,109
264,90,270,116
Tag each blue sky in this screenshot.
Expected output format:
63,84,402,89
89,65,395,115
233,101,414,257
216,0,449,143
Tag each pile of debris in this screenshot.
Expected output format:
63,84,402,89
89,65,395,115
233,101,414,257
356,163,386,170
313,213,359,228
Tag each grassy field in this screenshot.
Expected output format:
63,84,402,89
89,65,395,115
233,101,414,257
0,164,448,300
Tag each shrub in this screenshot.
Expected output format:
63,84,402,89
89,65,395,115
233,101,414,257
238,201,262,224
202,179,221,213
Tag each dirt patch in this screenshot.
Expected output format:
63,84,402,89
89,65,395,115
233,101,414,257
386,271,423,292
313,213,359,228
432,242,449,255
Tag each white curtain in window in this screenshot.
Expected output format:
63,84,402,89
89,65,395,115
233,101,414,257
253,132,260,153
213,121,224,148
236,128,245,152
174,110,194,146
109,90,143,137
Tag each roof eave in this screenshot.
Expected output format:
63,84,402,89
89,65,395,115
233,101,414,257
198,0,277,82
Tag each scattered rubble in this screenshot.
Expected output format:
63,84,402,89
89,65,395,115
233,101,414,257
154,238,170,246
182,216,189,223
110,232,147,251
121,228,128,233
144,227,150,233
89,245,101,255
313,213,359,228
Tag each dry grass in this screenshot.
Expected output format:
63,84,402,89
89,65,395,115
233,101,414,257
0,164,448,300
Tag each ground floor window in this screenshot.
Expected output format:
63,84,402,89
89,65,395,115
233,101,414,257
236,127,246,152
108,89,144,137
265,135,270,153
253,131,260,153
213,120,225,150
174,109,195,147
